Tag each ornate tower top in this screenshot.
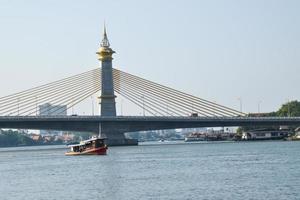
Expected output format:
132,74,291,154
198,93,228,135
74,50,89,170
101,25,110,47
96,25,115,61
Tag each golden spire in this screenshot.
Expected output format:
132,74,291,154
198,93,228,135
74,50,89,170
101,23,110,47
96,24,115,61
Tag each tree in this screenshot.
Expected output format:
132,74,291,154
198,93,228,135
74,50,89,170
277,100,300,117
0,130,36,147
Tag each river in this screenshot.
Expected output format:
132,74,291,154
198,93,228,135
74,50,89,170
0,141,299,200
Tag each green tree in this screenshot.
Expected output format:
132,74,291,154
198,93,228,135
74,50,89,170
0,130,36,147
277,100,300,117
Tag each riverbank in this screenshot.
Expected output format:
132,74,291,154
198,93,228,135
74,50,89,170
0,131,64,148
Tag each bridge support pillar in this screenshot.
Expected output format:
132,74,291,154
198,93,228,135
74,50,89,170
105,131,138,146
99,123,138,146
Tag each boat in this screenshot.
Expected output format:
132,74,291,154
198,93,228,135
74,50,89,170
184,132,206,142
65,137,107,156
285,132,300,141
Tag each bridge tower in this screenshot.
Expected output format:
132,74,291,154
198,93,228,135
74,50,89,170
96,25,117,117
96,26,138,146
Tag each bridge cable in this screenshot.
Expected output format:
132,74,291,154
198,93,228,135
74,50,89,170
114,69,235,116
25,80,101,116
114,68,244,116
114,71,218,116
114,73,195,116
114,85,167,116
46,83,101,116
0,68,100,103
0,71,100,115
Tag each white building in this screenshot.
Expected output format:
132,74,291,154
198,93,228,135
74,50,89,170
39,103,67,135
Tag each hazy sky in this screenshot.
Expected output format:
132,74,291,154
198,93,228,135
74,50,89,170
0,0,299,115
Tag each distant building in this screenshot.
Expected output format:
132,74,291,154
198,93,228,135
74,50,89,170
242,129,289,140
39,103,67,135
39,103,67,116
62,132,75,142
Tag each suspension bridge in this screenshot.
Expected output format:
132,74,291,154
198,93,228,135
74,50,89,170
1,27,300,145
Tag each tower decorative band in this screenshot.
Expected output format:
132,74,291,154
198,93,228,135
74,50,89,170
96,26,117,116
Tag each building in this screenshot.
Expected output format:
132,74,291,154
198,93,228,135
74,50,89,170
242,129,289,140
39,103,67,116
39,103,67,135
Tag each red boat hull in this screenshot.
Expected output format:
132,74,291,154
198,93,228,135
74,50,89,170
65,146,107,156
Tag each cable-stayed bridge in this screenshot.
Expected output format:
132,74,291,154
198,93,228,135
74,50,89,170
0,68,244,117
1,28,300,145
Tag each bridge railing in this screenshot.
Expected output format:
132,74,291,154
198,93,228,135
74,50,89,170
1,115,300,121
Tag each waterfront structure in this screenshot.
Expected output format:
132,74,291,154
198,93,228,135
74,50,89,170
242,129,289,140
39,103,67,135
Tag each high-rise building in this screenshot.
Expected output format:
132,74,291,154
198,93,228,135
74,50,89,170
39,103,67,135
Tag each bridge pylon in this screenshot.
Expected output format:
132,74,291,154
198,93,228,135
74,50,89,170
96,25,137,146
96,25,117,117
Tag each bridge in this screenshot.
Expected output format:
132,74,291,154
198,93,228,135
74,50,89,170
1,116,300,132
1,26,299,145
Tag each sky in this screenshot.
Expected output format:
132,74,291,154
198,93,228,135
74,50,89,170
0,0,299,115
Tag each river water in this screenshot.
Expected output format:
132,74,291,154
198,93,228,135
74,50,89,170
0,141,299,200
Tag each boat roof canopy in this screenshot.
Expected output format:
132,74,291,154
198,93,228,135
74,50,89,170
67,137,106,147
